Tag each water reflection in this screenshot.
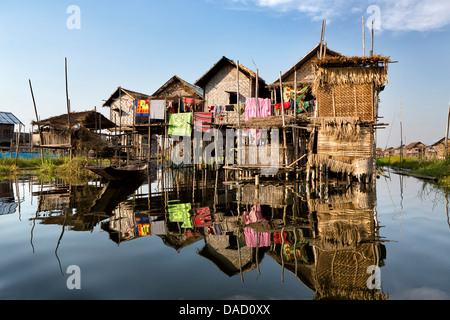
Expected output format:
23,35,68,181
17,167,394,300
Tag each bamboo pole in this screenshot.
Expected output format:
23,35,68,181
399,95,403,162
28,79,43,162
237,60,240,128
362,16,365,57
445,100,450,158
65,58,73,159
319,20,325,58
371,20,374,57
279,71,285,127
255,68,259,118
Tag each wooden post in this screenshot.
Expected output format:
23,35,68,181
15,124,21,166
445,101,450,158
237,60,240,128
28,79,44,163
279,71,285,127
255,68,259,118
119,87,122,167
371,20,374,57
294,70,297,120
65,58,70,126
362,16,365,57
399,95,403,162
319,20,325,58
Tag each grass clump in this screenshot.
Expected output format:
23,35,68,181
377,156,450,188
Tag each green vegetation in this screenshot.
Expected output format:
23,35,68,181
0,155,99,182
377,156,450,188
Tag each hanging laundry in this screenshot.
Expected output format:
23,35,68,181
283,85,311,109
135,100,149,116
193,112,213,132
245,98,272,121
274,102,291,110
184,97,194,104
214,105,224,115
168,112,193,136
150,100,165,120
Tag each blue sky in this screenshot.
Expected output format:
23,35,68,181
0,0,449,147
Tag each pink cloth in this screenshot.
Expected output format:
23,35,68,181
245,98,271,121
243,205,265,225
244,227,271,247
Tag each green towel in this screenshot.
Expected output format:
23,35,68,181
168,112,193,137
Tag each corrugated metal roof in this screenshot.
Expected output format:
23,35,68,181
0,112,22,125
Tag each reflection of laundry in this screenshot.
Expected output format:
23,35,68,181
193,207,213,228
282,242,308,262
168,202,192,228
273,231,291,244
149,215,166,235
135,217,151,236
206,224,225,235
243,205,265,225
244,227,271,247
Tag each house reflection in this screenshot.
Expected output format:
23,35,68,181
0,180,18,216
28,168,388,299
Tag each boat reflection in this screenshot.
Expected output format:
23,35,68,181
28,168,388,300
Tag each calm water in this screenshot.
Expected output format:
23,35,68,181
0,168,449,300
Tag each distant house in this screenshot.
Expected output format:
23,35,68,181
404,142,426,158
0,111,23,147
426,138,450,159
102,87,153,130
151,75,204,113
32,110,115,153
194,56,269,125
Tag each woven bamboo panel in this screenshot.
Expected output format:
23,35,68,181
214,110,245,125
239,184,293,207
315,243,378,289
316,126,374,160
317,84,373,121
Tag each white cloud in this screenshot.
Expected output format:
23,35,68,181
227,0,450,32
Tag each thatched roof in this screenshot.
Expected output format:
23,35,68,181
32,110,116,131
194,56,267,89
311,55,391,96
404,141,426,150
102,87,152,107
152,75,204,99
313,55,391,68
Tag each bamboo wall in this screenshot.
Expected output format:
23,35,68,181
203,64,252,109
317,83,374,121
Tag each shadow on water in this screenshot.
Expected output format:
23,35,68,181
5,165,403,300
